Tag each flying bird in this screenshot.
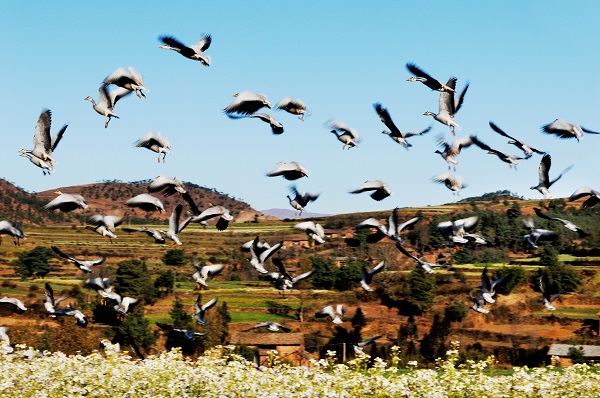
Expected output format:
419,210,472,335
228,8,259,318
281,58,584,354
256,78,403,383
276,97,309,120
86,225,117,242
542,119,600,142
249,322,290,332
180,192,233,231
349,180,392,201
49,307,88,327
287,185,319,216
0,297,27,312
480,267,505,304
489,121,544,159
534,208,588,237
19,109,67,169
135,132,172,163
353,335,382,356
0,221,25,246
104,66,149,98
423,77,469,134
247,236,283,274
191,260,224,288
569,186,600,209
435,135,475,170
88,214,123,234
43,283,69,316
406,63,455,92
194,296,217,325
247,113,284,134
84,84,132,128
51,246,105,273
44,191,88,212
122,226,165,244
354,208,419,245
471,135,523,169
360,261,385,291
266,162,309,180
19,151,54,175
530,154,572,198
395,244,439,273
266,258,314,291
316,305,343,324
294,221,325,244
156,323,206,341
125,194,165,213
373,103,432,149
113,296,138,316
437,216,479,244
433,173,466,195
224,91,272,115
159,34,212,65
522,217,555,249
327,120,359,149
147,175,186,197
539,275,560,311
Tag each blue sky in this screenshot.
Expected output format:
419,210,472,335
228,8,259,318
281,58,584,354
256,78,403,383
1,1,599,215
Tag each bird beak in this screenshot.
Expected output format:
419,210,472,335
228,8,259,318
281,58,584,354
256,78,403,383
159,45,168,49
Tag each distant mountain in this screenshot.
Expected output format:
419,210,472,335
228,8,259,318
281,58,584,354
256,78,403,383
0,178,273,226
260,208,333,220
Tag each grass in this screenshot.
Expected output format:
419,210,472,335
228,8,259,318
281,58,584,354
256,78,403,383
229,311,295,323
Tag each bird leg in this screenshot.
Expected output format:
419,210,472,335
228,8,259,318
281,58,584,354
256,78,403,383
105,116,110,128
162,153,167,163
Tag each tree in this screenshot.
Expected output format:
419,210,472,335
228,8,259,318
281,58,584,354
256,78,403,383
310,256,336,290
116,306,156,353
568,346,586,364
114,259,156,303
444,300,468,323
333,262,362,291
199,302,231,353
351,307,367,340
163,249,186,266
493,266,525,295
539,246,559,268
154,270,175,297
408,266,436,311
12,246,53,279
169,296,193,329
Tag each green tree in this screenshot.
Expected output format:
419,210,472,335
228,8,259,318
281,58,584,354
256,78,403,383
310,256,336,290
539,246,559,267
444,300,468,323
408,266,436,311
333,262,362,291
154,270,175,297
12,246,53,279
199,301,231,352
169,296,193,329
493,266,525,295
114,259,156,303
116,306,156,352
163,249,186,266
568,346,586,364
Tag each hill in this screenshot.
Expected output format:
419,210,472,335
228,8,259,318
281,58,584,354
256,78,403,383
0,178,274,226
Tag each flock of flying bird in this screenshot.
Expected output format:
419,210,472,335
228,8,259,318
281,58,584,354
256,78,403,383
2,33,599,357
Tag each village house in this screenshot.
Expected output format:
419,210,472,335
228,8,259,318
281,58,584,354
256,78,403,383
229,332,310,367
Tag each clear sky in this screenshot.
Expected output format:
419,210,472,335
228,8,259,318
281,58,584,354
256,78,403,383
1,1,599,215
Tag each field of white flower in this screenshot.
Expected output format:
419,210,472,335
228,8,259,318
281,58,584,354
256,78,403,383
1,342,599,398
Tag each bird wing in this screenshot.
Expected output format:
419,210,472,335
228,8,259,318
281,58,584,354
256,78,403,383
356,218,387,235
335,304,343,316
406,63,444,91
34,109,53,152
569,186,598,201
104,67,133,86
488,121,516,141
404,125,433,139
108,87,132,108
453,81,469,115
169,204,183,234
350,180,382,194
135,131,159,148
191,34,212,53
292,269,315,283
272,258,292,280
581,126,600,134
316,305,335,318
369,261,385,277
541,120,575,139
294,221,316,234
201,264,224,279
395,243,419,262
538,154,551,187
51,245,73,261
533,208,554,222
259,241,283,263
470,135,493,152
51,124,68,151
458,216,479,232
373,103,402,136
548,164,573,188
358,335,382,347
160,35,195,56
397,216,420,234
201,297,218,312
44,283,55,304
